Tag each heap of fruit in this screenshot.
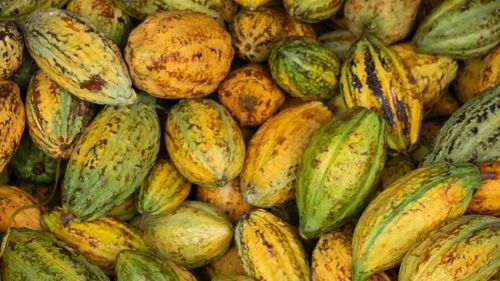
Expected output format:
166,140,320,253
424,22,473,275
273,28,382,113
0,0,499,280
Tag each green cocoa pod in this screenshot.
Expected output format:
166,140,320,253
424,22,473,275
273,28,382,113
283,0,343,22
0,0,69,19
115,250,180,281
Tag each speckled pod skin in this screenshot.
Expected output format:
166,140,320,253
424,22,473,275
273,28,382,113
26,70,95,159
41,208,148,274
106,193,137,221
296,108,387,239
166,99,245,188
0,185,41,232
0,81,24,172
423,85,500,165
477,46,500,93
212,276,256,281
283,0,343,23
352,162,481,281
204,245,246,278
0,229,109,280
142,201,233,268
0,0,69,19
234,0,279,10
115,250,179,281
319,29,358,61
62,94,160,221
340,34,422,153
413,0,500,59
125,11,233,99
235,208,310,281
467,162,500,216
19,8,136,105
240,102,332,208
0,21,23,79
400,215,500,281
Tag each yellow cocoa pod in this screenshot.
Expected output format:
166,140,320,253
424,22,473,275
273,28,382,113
0,81,24,171
453,58,482,103
233,0,279,9
106,193,137,221
478,46,500,93
379,155,415,190
0,185,41,232
0,21,23,79
425,90,459,119
203,245,246,278
467,161,500,216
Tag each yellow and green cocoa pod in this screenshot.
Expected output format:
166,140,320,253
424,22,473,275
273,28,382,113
0,21,23,80
218,63,286,127
196,179,253,223
400,215,500,281
410,121,443,164
344,0,421,44
296,107,387,239
413,0,500,59
1,228,109,280
352,162,481,281
115,250,180,281
106,193,137,221
204,245,246,278
269,36,341,101
453,58,483,103
137,158,191,216
41,208,148,274
0,185,42,232
62,93,160,222
283,0,343,23
11,50,38,92
380,155,415,190
125,11,233,99
66,0,132,48
26,70,95,159
319,29,358,61
425,90,459,119
240,102,332,208
19,8,136,105
416,0,446,24
340,34,423,153
212,276,255,281
0,0,69,19
0,81,24,172
391,43,458,111
233,0,279,10
166,99,245,188
468,161,500,216
312,231,393,281
143,201,233,268
164,261,198,281
235,208,310,281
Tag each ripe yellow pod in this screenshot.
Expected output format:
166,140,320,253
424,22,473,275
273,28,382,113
0,185,41,232
467,161,500,216
0,21,23,79
478,46,499,93
0,81,24,171
203,245,246,278
453,58,482,103
233,0,279,9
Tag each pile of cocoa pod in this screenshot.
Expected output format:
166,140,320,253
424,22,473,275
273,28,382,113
0,0,498,280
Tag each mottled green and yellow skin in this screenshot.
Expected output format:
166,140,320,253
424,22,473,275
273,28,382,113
0,21,23,80
283,0,343,22
319,29,358,61
19,8,136,105
166,99,245,188
0,81,24,172
352,162,481,281
413,0,500,59
400,215,500,281
240,102,332,208
41,208,148,274
423,85,500,165
233,0,278,9
1,229,109,280
137,158,192,216
340,34,422,153
0,0,69,19
116,250,180,281
212,275,256,281
62,94,160,221
106,193,137,221
235,209,310,281
26,70,95,159
296,108,387,239
143,201,233,268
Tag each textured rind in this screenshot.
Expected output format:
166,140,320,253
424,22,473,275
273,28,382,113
296,108,387,239
235,208,310,281
319,29,358,61
0,0,69,19
19,8,136,105
137,158,192,216
453,58,483,103
143,201,233,268
399,215,500,281
125,11,233,99
166,99,245,188
478,46,500,93
116,250,179,281
283,0,343,22
340,34,423,153
467,161,500,216
240,102,332,208
106,193,137,221
380,155,415,190
269,36,341,101
1,229,109,281
413,0,500,59
62,94,160,221
352,162,481,281
233,0,278,9
423,85,500,165
0,21,23,79
0,81,25,172
212,276,256,281
164,261,198,281
218,64,285,127
0,185,41,232
26,70,95,159
204,245,246,278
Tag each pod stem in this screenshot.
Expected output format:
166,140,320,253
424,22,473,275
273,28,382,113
60,212,75,227
480,172,497,180
138,212,149,230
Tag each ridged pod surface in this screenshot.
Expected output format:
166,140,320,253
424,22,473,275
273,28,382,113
380,155,415,190
399,215,500,281
423,85,500,165
0,185,41,232
240,102,332,208
235,208,310,281
62,94,160,221
212,276,255,281
269,36,340,101
0,0,69,19
1,229,109,280
283,0,343,22
143,201,233,268
0,21,23,79
319,29,358,61
352,162,481,281
106,193,137,221
115,250,179,281
41,209,148,274
204,245,246,278
166,99,245,188
233,0,278,9
340,34,422,153
413,0,500,59
164,261,198,281
125,11,233,99
296,108,387,239
468,162,500,216
478,47,500,93
0,81,24,172
26,71,95,159
218,64,285,127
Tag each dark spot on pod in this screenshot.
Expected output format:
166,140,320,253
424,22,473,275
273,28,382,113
312,159,321,168
32,162,45,175
79,75,106,92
